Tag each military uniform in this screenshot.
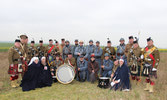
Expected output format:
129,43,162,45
94,45,103,73
125,43,133,57
36,45,46,59
46,44,59,66
64,57,76,72
143,39,160,93
102,46,116,61
28,45,37,61
62,44,73,60
128,46,142,81
74,45,86,62
116,44,126,60
8,39,27,87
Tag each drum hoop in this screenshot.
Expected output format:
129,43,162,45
99,77,110,79
56,64,75,84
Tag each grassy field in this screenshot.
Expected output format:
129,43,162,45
0,51,167,100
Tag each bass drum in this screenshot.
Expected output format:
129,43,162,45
56,64,75,84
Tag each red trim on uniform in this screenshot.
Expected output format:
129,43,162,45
150,81,155,85
145,78,150,83
48,45,55,54
145,47,156,67
10,75,18,81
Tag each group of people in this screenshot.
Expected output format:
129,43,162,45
8,34,160,93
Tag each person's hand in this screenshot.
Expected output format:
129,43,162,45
44,66,48,70
51,69,54,71
152,68,157,72
51,72,54,76
78,53,80,56
111,73,114,78
78,68,80,71
92,70,95,73
10,64,14,67
101,65,104,68
114,81,119,84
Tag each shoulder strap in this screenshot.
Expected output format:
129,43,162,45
48,45,55,54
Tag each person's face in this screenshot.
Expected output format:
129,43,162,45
62,40,65,44
80,57,84,61
56,42,59,46
75,41,78,45
114,60,119,65
147,40,153,47
20,39,25,43
49,41,53,45
133,43,138,49
68,54,73,59
119,60,124,66
120,40,124,44
56,56,59,60
105,56,109,60
107,43,111,47
31,43,34,46
79,42,83,46
89,42,93,45
39,43,43,46
15,42,20,48
66,42,69,45
129,39,134,44
96,43,99,47
34,59,39,64
25,38,28,43
42,58,46,63
91,57,95,61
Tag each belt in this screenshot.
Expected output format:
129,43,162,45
13,59,18,61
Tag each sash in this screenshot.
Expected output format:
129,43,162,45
145,46,156,67
48,45,55,54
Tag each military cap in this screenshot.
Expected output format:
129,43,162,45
55,40,58,43
129,36,134,39
79,55,84,58
68,52,72,55
15,39,20,43
96,41,100,44
75,39,78,42
120,38,125,41
55,52,60,57
104,53,110,57
49,39,53,41
31,41,35,43
133,40,138,44
133,37,138,44
61,38,65,41
39,40,43,43
89,40,93,43
147,37,153,42
20,35,28,39
90,54,95,58
79,40,84,43
65,40,69,43
107,40,111,43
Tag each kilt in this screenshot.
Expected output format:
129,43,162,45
8,64,19,75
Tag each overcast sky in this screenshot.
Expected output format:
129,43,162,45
0,0,167,48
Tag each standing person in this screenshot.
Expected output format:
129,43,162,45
128,39,142,83
59,38,65,56
20,57,40,92
94,41,103,74
125,36,134,58
116,38,126,60
38,57,52,88
74,40,86,62
46,39,59,66
73,39,79,60
85,40,95,61
28,40,37,62
88,54,99,83
110,59,130,91
62,40,73,60
36,39,46,60
143,37,160,93
20,35,29,76
102,40,116,61
76,55,88,82
8,38,25,88
101,53,114,77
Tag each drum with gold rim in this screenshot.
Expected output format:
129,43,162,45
56,64,75,84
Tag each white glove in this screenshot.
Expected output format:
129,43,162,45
10,64,14,67
140,55,144,59
111,82,115,87
44,66,48,70
152,68,157,71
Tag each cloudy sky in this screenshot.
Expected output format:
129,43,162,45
0,0,167,48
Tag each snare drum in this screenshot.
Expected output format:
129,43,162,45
98,77,110,89
56,64,75,84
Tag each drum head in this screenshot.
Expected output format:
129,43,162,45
56,64,75,84
99,77,110,80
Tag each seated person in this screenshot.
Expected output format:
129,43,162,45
38,57,52,88
64,52,76,71
110,59,130,91
20,57,40,92
88,54,99,83
101,53,113,77
50,53,63,82
76,55,88,82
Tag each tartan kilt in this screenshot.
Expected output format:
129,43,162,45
149,68,157,79
8,64,19,75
